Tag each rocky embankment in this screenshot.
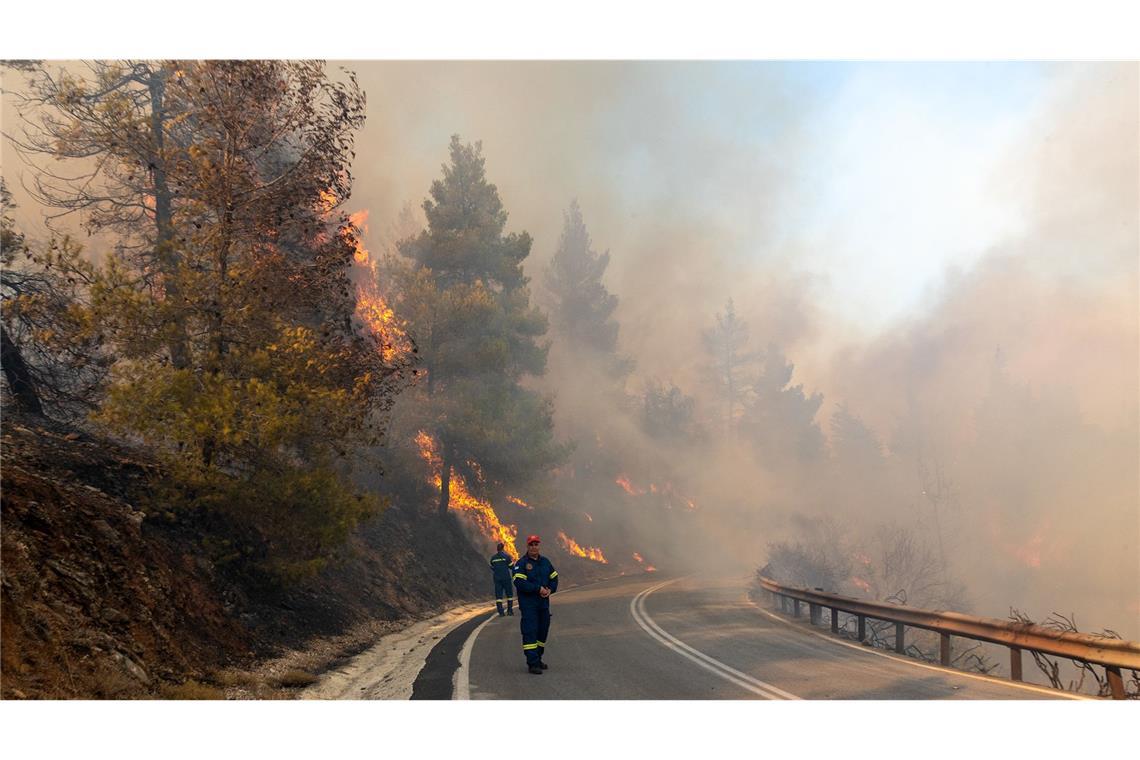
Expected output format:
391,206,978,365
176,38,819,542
0,415,489,699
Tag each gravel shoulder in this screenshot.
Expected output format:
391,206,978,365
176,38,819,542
299,602,489,699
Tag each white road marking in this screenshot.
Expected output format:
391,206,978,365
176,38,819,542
743,592,1091,700
630,578,800,700
451,579,602,699
454,613,498,700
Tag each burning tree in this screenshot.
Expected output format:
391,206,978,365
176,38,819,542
7,61,402,581
386,136,565,517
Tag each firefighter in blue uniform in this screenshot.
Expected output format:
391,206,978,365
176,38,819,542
513,534,558,675
489,542,514,616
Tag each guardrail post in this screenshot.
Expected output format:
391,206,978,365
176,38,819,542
1106,666,1125,699
793,599,801,618
1010,647,1023,681
857,615,866,642
809,603,820,625
895,622,905,653
831,608,840,634
940,633,951,666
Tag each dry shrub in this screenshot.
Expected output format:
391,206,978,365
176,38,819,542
272,669,318,688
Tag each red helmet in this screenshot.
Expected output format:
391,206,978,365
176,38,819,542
526,535,541,545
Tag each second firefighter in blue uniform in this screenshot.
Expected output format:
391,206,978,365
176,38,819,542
513,534,558,674
489,542,514,616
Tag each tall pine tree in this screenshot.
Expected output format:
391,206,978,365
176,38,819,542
394,136,564,514
543,200,631,377
703,298,754,434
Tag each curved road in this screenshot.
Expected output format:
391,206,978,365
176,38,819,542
456,574,1075,700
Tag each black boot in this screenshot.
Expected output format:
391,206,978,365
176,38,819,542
539,661,548,670
528,665,543,675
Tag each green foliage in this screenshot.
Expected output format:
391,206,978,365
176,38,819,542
740,343,824,464
641,380,698,441
388,136,565,511
544,200,628,370
8,62,395,582
402,136,531,290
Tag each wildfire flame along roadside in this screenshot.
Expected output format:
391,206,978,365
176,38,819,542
557,531,608,564
632,551,657,573
415,431,521,561
615,474,699,510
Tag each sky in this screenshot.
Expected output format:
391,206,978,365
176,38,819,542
0,61,1086,338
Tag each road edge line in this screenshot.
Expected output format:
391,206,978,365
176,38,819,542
453,612,498,700
630,578,800,700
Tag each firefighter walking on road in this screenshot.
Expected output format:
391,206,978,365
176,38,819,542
513,535,558,675
490,542,514,616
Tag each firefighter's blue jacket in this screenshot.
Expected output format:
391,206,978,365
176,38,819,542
512,554,558,607
489,551,513,582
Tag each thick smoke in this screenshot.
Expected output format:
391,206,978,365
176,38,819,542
5,61,1136,638
342,61,1137,637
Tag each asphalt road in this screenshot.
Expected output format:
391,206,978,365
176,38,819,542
459,574,1076,700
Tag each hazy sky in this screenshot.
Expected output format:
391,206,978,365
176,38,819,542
333,61,1054,332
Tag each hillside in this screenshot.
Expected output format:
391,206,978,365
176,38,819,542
0,414,490,698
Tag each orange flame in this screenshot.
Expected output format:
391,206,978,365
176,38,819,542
557,531,607,563
506,495,532,510
342,210,411,363
582,512,593,522
849,576,872,594
615,475,645,496
415,431,519,560
632,551,657,572
1011,532,1044,569
318,189,339,213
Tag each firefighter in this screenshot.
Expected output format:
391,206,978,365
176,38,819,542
513,534,558,675
489,542,514,616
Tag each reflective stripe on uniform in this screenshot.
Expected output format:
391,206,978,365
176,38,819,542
548,571,557,578
522,643,538,650
536,641,545,647
513,573,527,580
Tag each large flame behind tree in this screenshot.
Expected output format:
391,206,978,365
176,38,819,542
415,431,520,561
341,210,413,364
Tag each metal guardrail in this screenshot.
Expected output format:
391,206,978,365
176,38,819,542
756,575,1140,699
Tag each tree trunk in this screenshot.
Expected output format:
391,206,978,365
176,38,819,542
438,445,452,515
147,69,190,371
1,325,44,416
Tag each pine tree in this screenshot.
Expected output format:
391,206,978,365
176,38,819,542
543,200,631,376
740,343,824,464
393,136,564,514
702,298,753,434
